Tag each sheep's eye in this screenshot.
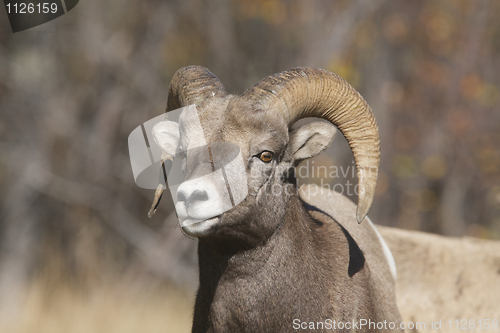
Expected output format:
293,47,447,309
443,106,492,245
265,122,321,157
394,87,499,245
258,151,273,163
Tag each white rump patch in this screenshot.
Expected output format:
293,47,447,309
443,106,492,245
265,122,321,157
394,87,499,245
366,217,397,281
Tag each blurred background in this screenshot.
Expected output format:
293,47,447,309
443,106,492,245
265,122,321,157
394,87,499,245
0,0,499,331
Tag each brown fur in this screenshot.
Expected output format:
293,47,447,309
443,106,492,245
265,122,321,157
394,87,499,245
378,226,500,331
192,186,403,332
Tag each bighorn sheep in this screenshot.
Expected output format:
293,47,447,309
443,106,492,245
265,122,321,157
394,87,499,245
151,66,403,332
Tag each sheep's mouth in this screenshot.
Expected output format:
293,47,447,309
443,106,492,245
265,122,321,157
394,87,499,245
180,215,221,237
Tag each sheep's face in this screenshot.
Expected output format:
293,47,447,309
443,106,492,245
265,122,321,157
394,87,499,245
153,98,336,245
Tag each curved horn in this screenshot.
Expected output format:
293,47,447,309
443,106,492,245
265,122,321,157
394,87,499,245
167,65,228,111
243,67,380,223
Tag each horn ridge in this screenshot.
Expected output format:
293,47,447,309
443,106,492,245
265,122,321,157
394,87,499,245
167,65,227,111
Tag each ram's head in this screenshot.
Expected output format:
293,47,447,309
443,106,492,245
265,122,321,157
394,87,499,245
151,66,380,244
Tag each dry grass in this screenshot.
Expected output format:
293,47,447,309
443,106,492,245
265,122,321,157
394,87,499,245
0,278,194,333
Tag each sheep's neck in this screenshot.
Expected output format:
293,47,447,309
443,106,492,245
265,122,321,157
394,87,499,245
192,195,373,333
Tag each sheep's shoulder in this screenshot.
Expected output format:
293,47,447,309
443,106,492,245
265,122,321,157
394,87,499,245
298,184,397,283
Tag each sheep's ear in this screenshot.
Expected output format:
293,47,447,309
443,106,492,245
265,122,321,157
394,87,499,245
285,121,336,165
152,121,180,155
